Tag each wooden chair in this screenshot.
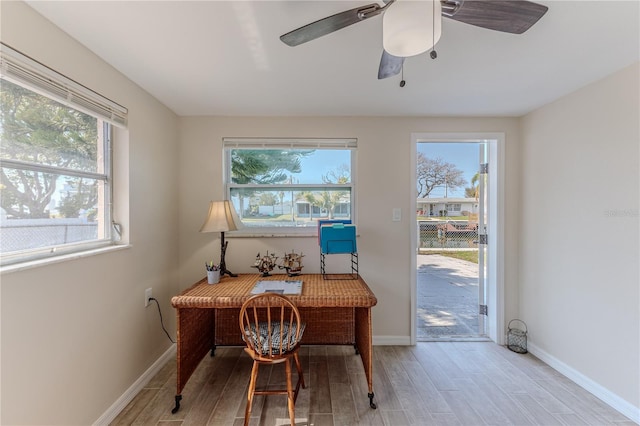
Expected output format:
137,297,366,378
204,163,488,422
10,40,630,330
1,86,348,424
239,293,306,426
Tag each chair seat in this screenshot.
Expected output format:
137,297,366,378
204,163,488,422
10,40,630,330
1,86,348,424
243,321,306,356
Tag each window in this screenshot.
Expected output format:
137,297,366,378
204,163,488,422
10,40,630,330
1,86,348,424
224,138,356,234
446,203,462,212
0,43,127,266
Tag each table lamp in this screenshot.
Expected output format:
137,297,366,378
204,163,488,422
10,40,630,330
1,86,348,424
200,200,242,277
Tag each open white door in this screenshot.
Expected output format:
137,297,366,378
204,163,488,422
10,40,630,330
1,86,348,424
478,143,489,335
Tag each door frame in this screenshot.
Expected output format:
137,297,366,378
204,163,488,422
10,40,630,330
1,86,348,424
411,133,505,344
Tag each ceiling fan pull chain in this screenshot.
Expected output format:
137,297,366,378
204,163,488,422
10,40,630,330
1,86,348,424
430,0,438,59
400,64,406,87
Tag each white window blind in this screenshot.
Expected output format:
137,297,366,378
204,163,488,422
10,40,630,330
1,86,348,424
0,42,128,128
223,138,357,149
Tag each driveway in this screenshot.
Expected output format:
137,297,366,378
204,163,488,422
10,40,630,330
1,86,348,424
416,254,481,339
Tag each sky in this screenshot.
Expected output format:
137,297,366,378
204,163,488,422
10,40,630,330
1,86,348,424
296,143,480,198
417,142,481,198
295,149,351,184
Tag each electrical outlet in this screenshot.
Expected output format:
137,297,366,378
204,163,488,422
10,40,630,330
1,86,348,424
145,288,152,307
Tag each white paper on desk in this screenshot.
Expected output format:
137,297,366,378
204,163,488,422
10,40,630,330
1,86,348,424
250,280,302,295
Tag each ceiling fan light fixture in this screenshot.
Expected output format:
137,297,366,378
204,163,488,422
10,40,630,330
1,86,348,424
383,0,442,57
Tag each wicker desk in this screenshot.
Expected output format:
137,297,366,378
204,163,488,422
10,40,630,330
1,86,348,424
170,274,378,413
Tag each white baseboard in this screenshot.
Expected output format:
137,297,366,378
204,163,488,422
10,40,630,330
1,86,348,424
373,335,411,345
93,344,176,425
528,342,639,424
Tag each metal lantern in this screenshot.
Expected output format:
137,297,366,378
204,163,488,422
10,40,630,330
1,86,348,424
507,319,528,354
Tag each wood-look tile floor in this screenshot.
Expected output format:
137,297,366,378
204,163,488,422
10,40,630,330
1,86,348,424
111,342,635,426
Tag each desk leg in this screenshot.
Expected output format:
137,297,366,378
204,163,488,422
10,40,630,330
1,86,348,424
355,307,376,409
172,307,215,413
171,395,182,414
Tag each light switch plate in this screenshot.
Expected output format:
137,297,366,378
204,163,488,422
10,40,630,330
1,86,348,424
392,208,401,222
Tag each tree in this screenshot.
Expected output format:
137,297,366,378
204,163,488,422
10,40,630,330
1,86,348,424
257,192,277,206
231,149,313,185
302,164,351,219
57,178,98,219
464,172,480,199
230,149,313,216
321,164,350,218
0,80,98,218
416,153,467,198
322,164,350,185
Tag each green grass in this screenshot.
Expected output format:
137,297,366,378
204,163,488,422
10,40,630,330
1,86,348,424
425,250,478,264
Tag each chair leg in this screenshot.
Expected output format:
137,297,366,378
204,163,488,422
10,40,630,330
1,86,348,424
244,361,259,426
293,352,306,389
285,358,295,426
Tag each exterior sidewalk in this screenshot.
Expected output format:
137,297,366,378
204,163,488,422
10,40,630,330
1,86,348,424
417,253,482,340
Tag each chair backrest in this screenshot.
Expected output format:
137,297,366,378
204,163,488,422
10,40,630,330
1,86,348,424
239,293,303,359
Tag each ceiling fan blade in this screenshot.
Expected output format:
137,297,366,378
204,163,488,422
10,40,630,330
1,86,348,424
378,50,405,79
280,3,384,47
443,0,548,34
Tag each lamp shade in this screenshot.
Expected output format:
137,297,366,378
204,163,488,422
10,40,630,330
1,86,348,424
383,0,442,57
199,200,243,233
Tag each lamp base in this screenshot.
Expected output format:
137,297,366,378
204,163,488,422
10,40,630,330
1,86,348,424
219,236,237,278
220,268,237,278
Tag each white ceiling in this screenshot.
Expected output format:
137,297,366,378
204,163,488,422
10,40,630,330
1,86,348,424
26,1,640,117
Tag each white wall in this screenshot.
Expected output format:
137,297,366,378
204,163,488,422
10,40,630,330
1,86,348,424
5,2,636,423
520,63,639,415
0,2,180,424
177,116,522,340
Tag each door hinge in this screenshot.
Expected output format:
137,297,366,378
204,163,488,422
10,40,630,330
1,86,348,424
480,163,489,174
479,304,488,316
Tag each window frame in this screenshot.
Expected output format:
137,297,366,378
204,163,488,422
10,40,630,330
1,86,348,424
223,138,357,237
0,43,127,267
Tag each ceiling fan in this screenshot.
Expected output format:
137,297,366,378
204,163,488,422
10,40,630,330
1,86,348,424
280,0,548,80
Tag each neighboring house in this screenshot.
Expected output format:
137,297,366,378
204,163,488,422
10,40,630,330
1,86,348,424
295,199,351,219
255,200,350,219
257,202,292,216
416,197,479,217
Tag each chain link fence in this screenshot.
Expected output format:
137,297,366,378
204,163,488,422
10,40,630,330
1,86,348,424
1,220,97,253
418,220,478,249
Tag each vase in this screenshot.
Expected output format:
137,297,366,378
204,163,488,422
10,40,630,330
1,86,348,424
207,270,220,284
